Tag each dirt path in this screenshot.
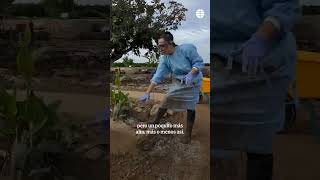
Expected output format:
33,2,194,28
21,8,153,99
11,89,211,179
111,91,210,180
12,90,107,118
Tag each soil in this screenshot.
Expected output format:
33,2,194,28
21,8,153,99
0,110,108,179
110,97,210,180
0,64,108,179
55,113,108,179
0,68,108,95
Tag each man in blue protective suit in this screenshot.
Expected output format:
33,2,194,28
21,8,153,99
211,0,301,180
139,32,204,144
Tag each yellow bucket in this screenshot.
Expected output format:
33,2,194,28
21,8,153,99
296,51,320,98
201,77,210,94
198,51,320,99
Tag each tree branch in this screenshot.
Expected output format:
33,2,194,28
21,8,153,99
110,47,133,63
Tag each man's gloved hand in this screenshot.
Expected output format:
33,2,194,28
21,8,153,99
241,34,272,76
185,71,195,86
139,92,150,103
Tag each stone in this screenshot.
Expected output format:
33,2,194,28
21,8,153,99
134,107,143,113
167,109,174,116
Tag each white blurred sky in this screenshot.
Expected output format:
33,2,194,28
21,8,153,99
118,0,210,63
117,0,320,63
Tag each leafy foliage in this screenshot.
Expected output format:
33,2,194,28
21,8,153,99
0,23,68,179
144,52,159,67
111,70,131,120
111,0,187,62
16,25,34,84
122,56,135,67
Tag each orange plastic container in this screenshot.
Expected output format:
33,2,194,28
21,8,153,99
201,77,210,94
296,51,320,98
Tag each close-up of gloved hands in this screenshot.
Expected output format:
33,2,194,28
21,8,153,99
184,71,195,86
241,33,272,76
139,92,150,103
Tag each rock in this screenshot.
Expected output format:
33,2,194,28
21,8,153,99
167,109,174,116
134,107,143,113
85,147,105,160
150,104,160,116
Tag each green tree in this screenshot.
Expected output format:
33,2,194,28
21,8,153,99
122,56,134,67
111,0,187,63
144,52,159,67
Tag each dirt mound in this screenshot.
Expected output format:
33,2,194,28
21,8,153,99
111,131,206,180
110,99,209,180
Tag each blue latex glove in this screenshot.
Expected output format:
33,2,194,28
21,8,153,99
139,92,150,103
241,34,272,76
185,71,195,86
